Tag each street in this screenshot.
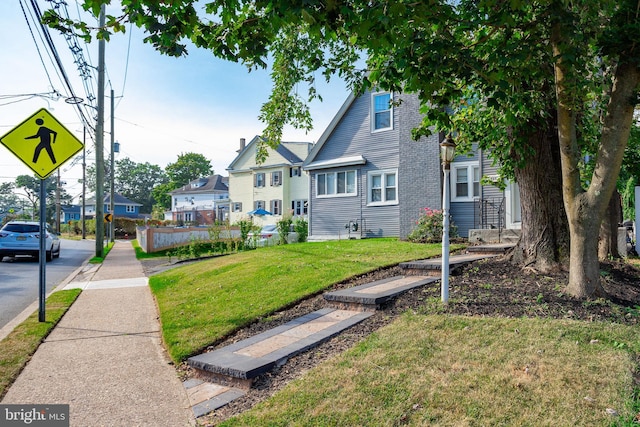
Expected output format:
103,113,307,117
0,238,94,329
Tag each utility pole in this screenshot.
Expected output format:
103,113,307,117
82,127,86,239
95,4,106,257
110,88,115,243
56,169,61,234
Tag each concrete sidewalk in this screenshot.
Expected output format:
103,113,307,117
1,240,195,426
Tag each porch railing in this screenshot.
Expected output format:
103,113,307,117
475,197,505,235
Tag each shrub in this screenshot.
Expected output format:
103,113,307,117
276,215,293,245
293,217,308,242
407,207,458,243
235,219,260,250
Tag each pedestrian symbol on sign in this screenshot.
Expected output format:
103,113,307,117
25,118,58,164
0,108,83,179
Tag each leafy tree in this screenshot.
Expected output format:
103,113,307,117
150,182,177,211
0,182,22,219
165,152,213,188
115,157,169,213
46,1,640,298
14,175,62,223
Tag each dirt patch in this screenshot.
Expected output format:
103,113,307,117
177,255,639,426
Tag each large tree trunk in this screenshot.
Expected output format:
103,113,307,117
509,117,570,272
566,194,607,298
598,189,622,260
552,10,640,298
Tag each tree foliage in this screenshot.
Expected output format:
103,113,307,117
115,157,169,213
165,152,213,187
48,1,640,298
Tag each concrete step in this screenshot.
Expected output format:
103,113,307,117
399,253,500,275
188,308,373,384
184,379,246,418
324,275,438,310
466,243,515,254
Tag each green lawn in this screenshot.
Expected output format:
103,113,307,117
219,314,639,426
149,238,451,362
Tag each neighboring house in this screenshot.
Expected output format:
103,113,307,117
227,136,312,227
165,174,230,225
84,192,145,220
61,204,82,223
302,90,521,240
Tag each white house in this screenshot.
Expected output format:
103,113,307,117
227,136,312,227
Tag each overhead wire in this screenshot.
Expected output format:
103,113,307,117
18,0,58,92
29,0,93,133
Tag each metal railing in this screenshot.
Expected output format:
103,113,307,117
475,197,505,234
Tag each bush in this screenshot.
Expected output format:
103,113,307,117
293,218,308,243
407,207,458,243
235,219,260,250
276,215,293,245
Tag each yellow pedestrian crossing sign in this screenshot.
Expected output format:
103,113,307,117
0,108,83,179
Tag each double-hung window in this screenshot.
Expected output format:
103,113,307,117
232,202,242,212
270,199,282,215
254,172,265,188
367,169,398,205
126,205,135,213
371,92,393,132
291,200,308,216
316,170,357,197
271,171,282,186
452,162,480,201
254,200,265,210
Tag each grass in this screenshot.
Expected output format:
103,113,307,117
131,239,173,259
88,241,115,263
219,314,640,426
149,238,453,362
0,289,81,400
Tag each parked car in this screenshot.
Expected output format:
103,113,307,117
248,224,279,247
0,221,61,262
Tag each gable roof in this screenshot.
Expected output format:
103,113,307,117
227,135,310,171
169,174,229,195
84,192,142,207
302,92,356,169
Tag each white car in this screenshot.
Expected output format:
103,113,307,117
0,221,61,262
248,224,280,247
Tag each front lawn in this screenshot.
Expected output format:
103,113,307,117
149,238,450,362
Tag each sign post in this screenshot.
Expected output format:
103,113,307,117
0,108,84,322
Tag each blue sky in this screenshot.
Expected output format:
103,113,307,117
0,1,349,201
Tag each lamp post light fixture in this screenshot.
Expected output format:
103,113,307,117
440,134,456,303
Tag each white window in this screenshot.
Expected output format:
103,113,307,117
290,167,301,177
291,200,308,216
371,92,393,132
126,205,135,213
271,171,282,186
452,162,480,201
316,170,357,197
254,173,265,188
185,213,192,221
270,199,282,215
232,202,242,212
254,200,265,210
367,170,398,206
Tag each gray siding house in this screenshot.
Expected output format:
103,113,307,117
303,91,443,240
303,90,521,241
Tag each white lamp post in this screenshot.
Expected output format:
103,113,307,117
440,134,456,303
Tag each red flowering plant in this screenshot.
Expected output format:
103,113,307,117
407,207,458,243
